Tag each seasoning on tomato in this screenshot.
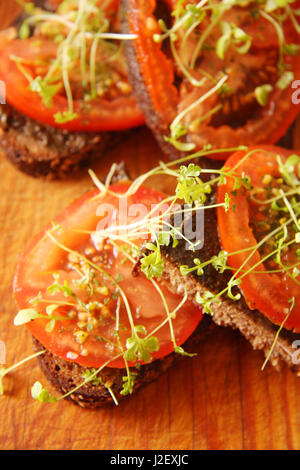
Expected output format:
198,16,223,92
13,182,203,369
217,145,300,331
124,0,300,159
0,0,144,131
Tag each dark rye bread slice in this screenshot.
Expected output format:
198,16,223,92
158,203,300,373
32,316,214,408
0,102,117,179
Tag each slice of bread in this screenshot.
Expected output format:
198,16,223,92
32,316,214,408
0,102,117,179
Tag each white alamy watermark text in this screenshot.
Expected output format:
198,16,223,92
0,80,6,105
292,80,300,105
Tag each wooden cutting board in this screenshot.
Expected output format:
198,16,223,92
0,123,300,451
0,1,300,451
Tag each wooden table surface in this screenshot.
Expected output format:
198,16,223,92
0,1,300,451
0,123,299,451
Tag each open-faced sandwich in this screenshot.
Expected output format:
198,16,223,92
0,0,144,178
5,162,208,407
1,143,299,408
122,0,300,158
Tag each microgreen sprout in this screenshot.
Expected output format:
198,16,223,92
261,297,296,371
15,0,137,123
153,0,300,153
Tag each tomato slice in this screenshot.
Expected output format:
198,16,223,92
0,1,144,132
124,0,300,159
217,146,300,331
13,183,203,368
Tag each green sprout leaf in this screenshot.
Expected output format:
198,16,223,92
140,243,164,279
254,84,273,106
164,135,196,152
276,71,294,90
216,22,252,60
48,274,73,297
283,43,300,56
277,153,300,188
195,291,218,315
224,193,231,212
81,368,103,386
174,345,197,357
227,278,242,301
211,250,228,273
54,111,79,124
176,164,211,204
14,308,44,326
120,371,138,396
216,22,232,60
124,326,159,364
19,21,31,40
29,77,62,108
31,381,58,403
0,368,6,395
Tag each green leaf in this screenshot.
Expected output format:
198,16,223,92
29,76,62,108
176,164,211,204
157,231,171,246
211,250,228,273
45,319,56,333
48,275,73,297
31,381,57,403
195,291,217,314
254,84,273,106
24,2,36,14
140,244,164,279
216,22,232,60
170,121,188,140
227,278,242,301
54,111,79,124
180,265,193,276
14,309,44,326
19,22,31,40
224,193,231,212
283,43,300,56
164,135,196,152
120,371,137,396
276,71,294,90
81,368,103,386
277,153,300,187
232,25,252,54
216,22,252,60
124,327,159,364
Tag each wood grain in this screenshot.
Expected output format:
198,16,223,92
0,1,23,30
0,123,300,450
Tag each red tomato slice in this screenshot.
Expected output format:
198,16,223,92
217,146,300,331
13,183,203,368
124,0,300,159
0,2,144,132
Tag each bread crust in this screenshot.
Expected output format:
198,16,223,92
158,205,300,373
32,316,215,408
0,102,117,179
